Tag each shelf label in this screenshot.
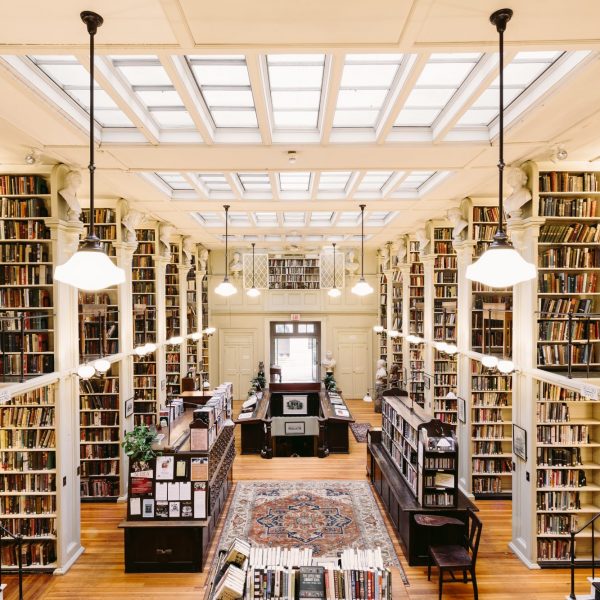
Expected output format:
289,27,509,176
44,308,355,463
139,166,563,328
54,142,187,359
0,389,11,404
582,383,599,401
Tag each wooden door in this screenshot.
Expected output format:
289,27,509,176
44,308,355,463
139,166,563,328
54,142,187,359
221,331,255,400
335,329,370,398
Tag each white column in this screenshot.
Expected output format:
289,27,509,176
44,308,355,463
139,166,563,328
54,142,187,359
179,263,192,378
155,256,169,411
400,264,411,389
422,254,435,415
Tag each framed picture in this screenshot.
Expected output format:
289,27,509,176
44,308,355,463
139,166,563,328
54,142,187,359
424,374,431,390
513,424,527,461
458,397,466,423
285,421,305,435
125,397,134,418
283,395,307,415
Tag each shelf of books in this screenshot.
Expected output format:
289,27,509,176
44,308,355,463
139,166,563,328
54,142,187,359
0,384,58,571
535,379,600,566
201,274,210,378
408,240,425,407
391,266,403,377
536,170,600,376
78,208,119,362
0,174,54,380
268,255,320,290
433,227,457,426
132,227,158,426
166,242,182,400
471,204,512,356
379,267,388,364
187,254,198,374
470,360,513,499
79,368,121,502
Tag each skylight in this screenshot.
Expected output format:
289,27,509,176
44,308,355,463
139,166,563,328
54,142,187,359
283,212,306,225
279,172,311,192
337,212,360,226
267,54,325,129
456,51,565,127
255,212,278,226
334,54,404,128
156,172,193,190
309,211,334,226
318,171,352,192
358,171,393,192
396,171,435,191
229,212,251,226
238,173,271,192
188,55,258,128
194,212,222,226
395,53,481,127
366,211,393,226
196,173,231,192
29,55,134,127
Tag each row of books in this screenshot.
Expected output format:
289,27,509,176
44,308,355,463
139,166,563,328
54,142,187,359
537,514,576,535
537,447,582,467
1,495,55,514
536,470,585,488
0,175,48,196
471,376,511,391
80,478,119,498
540,196,598,217
0,288,52,307
472,458,512,473
0,406,54,428
0,354,54,375
538,321,599,342
81,397,118,411
0,333,51,353
0,429,54,449
81,208,116,225
538,297,594,316
472,424,507,439
0,242,50,263
0,473,55,493
0,540,56,568
537,345,595,366
537,425,589,444
539,171,599,193
538,272,597,294
539,246,600,268
471,392,510,406
0,517,56,537
80,428,119,442
80,460,118,476
0,450,56,471
0,220,50,240
80,444,120,459
80,411,119,426
0,264,52,285
536,402,570,423
539,223,600,243
472,478,505,494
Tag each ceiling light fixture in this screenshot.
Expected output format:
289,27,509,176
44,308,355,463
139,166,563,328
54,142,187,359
167,335,184,345
77,364,95,380
351,204,374,296
481,355,499,369
373,325,384,334
215,204,237,297
93,357,111,374
54,12,125,291
190,332,202,341
328,243,342,298
555,145,568,161
497,359,516,374
246,242,261,298
287,150,297,164
24,149,40,165
465,8,536,289
203,326,216,336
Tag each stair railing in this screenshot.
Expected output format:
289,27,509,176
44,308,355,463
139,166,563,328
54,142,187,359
569,512,600,600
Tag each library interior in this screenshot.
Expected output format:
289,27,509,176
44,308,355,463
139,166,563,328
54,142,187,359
1,1,600,599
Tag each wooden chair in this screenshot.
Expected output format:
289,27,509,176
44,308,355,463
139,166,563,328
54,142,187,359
427,508,482,600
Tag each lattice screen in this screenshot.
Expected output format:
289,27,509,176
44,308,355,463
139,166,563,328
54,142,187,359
242,253,269,289
319,252,345,289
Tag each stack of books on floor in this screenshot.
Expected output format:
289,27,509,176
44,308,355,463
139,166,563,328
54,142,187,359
209,538,392,600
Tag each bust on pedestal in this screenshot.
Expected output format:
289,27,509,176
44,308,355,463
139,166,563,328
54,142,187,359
375,359,387,413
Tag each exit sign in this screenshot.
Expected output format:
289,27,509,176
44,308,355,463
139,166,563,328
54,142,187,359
290,314,301,321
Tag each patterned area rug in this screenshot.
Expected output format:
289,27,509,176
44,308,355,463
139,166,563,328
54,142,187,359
350,422,372,443
219,480,407,583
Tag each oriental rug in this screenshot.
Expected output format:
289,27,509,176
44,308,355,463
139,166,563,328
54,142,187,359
350,422,372,443
219,480,407,583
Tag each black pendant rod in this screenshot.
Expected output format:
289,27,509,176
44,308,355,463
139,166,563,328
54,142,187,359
359,204,366,279
81,11,103,240
223,204,230,281
251,242,256,288
332,242,336,288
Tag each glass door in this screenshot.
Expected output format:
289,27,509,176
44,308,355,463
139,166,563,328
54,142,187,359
270,322,321,382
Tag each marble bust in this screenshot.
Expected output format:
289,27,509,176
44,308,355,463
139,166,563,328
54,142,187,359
375,359,387,385
345,249,360,276
393,239,407,265
321,350,336,374
229,251,243,277
447,207,468,242
58,169,83,223
505,166,532,219
415,228,430,254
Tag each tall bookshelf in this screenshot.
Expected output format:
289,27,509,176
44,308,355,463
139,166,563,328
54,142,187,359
0,384,58,571
201,273,210,379
470,360,513,498
165,242,181,400
409,240,425,407
187,253,198,374
78,208,119,362
535,380,600,565
132,227,158,425
536,170,600,375
433,226,457,426
268,255,319,290
391,265,403,377
0,174,54,380
79,369,120,501
379,266,388,364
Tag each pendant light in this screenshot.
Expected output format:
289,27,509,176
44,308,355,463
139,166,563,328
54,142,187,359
327,243,342,298
351,205,374,296
246,242,261,297
465,8,536,289
215,204,237,297
54,12,125,291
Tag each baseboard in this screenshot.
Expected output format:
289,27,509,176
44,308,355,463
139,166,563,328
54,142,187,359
508,541,539,570
53,545,85,575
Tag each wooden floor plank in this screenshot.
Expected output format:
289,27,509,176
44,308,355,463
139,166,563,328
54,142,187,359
2,399,591,599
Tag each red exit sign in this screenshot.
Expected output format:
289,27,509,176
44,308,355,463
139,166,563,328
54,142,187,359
290,314,301,321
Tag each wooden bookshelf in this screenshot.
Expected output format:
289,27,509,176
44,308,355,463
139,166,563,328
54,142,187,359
535,380,600,566
408,240,425,407
0,175,54,380
268,255,319,290
391,263,403,378
79,370,120,501
166,242,182,400
0,384,58,571
201,274,210,378
187,252,198,374
379,266,388,364
536,171,600,375
470,360,512,499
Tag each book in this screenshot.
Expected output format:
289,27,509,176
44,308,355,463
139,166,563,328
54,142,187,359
298,566,325,599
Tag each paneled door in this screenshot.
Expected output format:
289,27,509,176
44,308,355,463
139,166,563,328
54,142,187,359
220,331,255,400
335,329,370,399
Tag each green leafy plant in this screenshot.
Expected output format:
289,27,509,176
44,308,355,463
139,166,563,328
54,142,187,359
323,372,337,391
122,425,158,462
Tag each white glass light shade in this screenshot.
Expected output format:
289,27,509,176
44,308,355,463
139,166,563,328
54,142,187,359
388,330,400,338
134,345,147,357
93,358,111,374
466,246,536,288
55,248,125,291
246,286,261,298
433,341,444,351
77,364,95,380
497,359,515,374
203,326,216,336
373,325,384,333
445,344,458,355
215,279,237,297
327,287,342,298
167,336,184,345
203,380,210,389
144,342,157,354
363,392,373,403
190,332,202,341
351,278,373,296
481,355,499,369
445,391,458,400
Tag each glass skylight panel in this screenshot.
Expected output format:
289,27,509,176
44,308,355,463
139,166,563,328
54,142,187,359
29,55,134,127
156,172,193,190
238,173,271,192
283,212,306,226
337,212,360,226
367,211,392,225
395,53,481,127
358,171,393,191
196,212,222,226
197,173,231,192
267,54,325,129
396,171,435,191
188,55,258,128
305,235,323,242
326,235,344,242
334,54,403,128
318,171,352,192
229,212,250,226
279,172,311,192
309,211,334,226
254,212,278,226
265,235,282,242
456,51,565,127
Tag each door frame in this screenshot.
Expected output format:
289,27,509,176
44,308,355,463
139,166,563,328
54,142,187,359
219,329,256,399
333,327,373,398
269,321,321,382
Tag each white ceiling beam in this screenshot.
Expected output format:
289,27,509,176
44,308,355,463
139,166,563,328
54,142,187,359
382,171,408,198
376,53,429,144
320,53,345,144
77,55,161,145
224,173,244,199
269,172,280,201
158,54,214,144
183,172,208,199
345,171,366,200
158,0,196,48
246,54,273,145
310,172,320,200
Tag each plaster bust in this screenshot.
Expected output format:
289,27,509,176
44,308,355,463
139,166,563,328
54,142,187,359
393,239,406,265
321,350,336,374
183,237,196,267
447,207,468,242
198,247,209,272
375,359,387,385
159,223,175,258
345,249,360,276
229,251,243,277
58,169,83,223
415,228,430,254
378,245,390,271
505,167,532,219
120,202,145,243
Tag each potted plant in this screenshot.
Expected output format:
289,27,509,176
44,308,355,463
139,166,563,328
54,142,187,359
122,424,159,463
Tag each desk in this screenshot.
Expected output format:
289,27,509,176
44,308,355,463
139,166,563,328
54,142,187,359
179,390,216,406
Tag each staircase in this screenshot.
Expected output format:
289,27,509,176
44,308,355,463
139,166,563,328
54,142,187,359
566,577,600,600
567,513,600,600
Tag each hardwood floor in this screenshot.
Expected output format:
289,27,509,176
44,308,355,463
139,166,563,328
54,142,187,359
2,399,591,599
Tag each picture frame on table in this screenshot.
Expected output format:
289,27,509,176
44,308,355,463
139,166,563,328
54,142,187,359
513,424,527,461
457,397,466,423
125,397,134,418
